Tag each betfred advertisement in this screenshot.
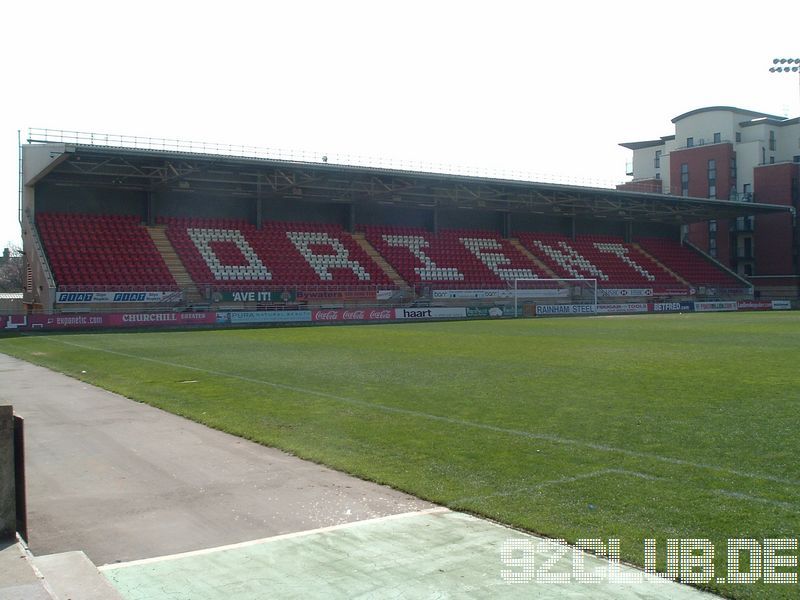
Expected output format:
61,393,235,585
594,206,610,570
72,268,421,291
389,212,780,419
651,301,694,312
312,309,394,322
394,307,467,319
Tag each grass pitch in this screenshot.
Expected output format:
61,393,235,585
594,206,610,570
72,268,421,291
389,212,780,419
2,312,799,598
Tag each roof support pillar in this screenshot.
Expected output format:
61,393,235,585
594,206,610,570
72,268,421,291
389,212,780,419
502,211,511,238
145,192,155,226
256,176,263,230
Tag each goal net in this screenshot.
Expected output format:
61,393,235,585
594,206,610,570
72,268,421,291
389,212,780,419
513,278,598,317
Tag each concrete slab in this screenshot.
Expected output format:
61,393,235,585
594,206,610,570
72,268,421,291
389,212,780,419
102,509,715,600
35,551,125,600
0,541,53,600
0,353,432,565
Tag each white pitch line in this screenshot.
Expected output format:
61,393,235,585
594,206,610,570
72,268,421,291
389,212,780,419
454,469,660,504
48,337,800,487
99,506,450,571
455,469,800,510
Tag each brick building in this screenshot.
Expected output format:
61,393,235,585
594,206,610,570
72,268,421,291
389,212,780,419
620,106,799,296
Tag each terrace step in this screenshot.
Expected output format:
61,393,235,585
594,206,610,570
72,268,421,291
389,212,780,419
0,542,56,600
34,551,125,600
147,226,205,304
508,238,558,279
351,232,410,290
630,243,690,286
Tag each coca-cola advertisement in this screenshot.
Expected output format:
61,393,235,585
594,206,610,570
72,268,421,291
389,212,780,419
312,308,394,322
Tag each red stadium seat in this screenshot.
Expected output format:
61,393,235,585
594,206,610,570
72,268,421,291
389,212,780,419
37,213,177,289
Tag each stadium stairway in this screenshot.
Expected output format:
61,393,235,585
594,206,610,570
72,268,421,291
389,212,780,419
630,242,691,287
351,232,410,291
507,238,559,279
0,541,124,600
146,226,205,305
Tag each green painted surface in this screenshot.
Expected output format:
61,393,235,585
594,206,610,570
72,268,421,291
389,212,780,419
103,511,713,599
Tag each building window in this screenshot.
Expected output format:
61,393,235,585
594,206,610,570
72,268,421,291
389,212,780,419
743,183,751,201
770,156,775,164
709,237,717,251
744,264,753,277
655,172,661,180
713,132,721,143
730,157,737,182
709,220,717,233
654,150,661,169
708,159,717,199
735,132,742,143
681,163,689,196
769,130,776,151
794,155,800,163
762,147,766,164
687,137,694,147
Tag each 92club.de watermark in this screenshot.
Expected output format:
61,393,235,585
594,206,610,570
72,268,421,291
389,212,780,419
500,538,799,585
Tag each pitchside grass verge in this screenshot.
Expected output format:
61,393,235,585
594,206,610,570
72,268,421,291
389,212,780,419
1,312,799,599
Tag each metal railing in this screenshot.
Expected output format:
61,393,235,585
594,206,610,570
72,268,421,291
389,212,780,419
27,127,625,190
26,214,56,290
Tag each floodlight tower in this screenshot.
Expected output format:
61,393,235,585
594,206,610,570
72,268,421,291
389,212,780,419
769,57,800,113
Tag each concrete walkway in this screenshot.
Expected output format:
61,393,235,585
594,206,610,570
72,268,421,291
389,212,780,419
0,353,431,565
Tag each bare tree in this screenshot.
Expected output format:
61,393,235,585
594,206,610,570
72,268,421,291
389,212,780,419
0,244,25,293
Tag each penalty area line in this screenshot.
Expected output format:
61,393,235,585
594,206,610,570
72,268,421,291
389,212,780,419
49,337,800,488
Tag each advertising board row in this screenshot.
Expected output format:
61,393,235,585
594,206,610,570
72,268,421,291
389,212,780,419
534,300,791,316
1,300,792,331
433,287,696,300
0,312,216,331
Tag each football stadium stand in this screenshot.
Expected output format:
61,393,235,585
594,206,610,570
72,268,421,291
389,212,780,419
363,226,549,289
37,213,176,289
34,212,746,299
517,233,685,289
636,237,742,287
161,217,394,291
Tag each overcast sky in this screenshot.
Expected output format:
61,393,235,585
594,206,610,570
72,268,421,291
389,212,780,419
1,0,798,248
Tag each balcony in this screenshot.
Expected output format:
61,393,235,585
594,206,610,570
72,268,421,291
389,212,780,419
734,216,755,232
673,139,732,152
730,191,753,203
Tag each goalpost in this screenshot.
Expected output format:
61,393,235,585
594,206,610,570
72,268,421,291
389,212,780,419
512,278,598,318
